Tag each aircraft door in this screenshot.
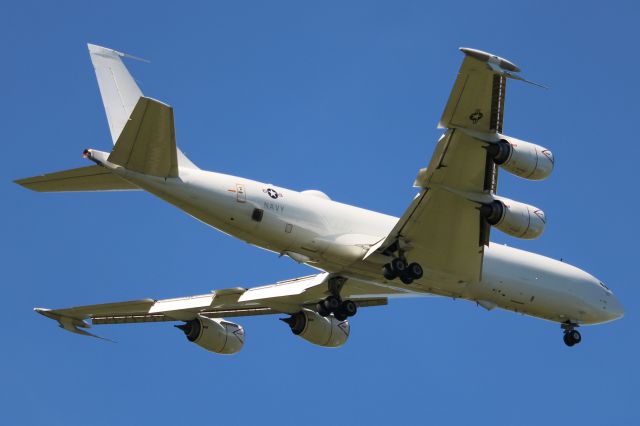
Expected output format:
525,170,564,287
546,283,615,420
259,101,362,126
236,184,246,202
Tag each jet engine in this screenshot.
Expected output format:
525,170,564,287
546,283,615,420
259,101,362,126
488,136,554,180
176,315,245,354
480,197,546,239
281,309,350,347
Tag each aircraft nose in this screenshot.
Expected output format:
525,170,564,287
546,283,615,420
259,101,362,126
607,294,624,321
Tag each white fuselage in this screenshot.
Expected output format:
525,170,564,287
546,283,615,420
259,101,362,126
97,153,623,327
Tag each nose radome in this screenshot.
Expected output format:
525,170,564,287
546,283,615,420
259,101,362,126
585,273,624,323
607,294,624,321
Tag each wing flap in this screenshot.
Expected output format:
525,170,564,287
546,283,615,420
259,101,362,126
238,274,327,302
15,166,139,192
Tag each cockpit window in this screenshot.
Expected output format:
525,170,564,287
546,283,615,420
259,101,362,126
599,281,611,291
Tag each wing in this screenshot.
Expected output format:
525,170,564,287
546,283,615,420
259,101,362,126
35,273,431,338
373,48,528,284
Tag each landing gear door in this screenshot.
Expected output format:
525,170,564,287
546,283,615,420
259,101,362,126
236,184,246,203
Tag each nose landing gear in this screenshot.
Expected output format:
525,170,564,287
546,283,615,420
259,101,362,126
562,322,582,347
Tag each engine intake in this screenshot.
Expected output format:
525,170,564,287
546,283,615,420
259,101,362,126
488,137,554,180
281,309,349,347
176,315,244,354
481,198,546,239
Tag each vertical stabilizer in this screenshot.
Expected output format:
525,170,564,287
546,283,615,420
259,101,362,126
87,43,198,169
88,43,144,144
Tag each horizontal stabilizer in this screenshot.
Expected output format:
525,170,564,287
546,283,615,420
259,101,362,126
15,166,139,192
108,97,179,178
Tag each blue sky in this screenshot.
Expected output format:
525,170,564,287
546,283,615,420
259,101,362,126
2,1,638,424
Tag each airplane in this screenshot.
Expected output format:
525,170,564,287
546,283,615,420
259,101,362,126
15,44,623,353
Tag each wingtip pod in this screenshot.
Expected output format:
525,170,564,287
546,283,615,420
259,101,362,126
459,47,547,89
459,47,521,72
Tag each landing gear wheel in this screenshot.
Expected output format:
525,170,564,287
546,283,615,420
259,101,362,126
569,330,581,344
391,258,407,273
399,271,414,285
341,300,358,317
383,263,397,280
563,333,574,347
382,258,408,281
333,309,348,321
407,262,423,280
323,296,340,312
317,302,331,317
561,321,582,347
564,329,581,347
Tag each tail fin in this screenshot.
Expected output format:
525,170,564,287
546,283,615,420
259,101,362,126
88,43,198,169
14,166,140,192
88,43,143,144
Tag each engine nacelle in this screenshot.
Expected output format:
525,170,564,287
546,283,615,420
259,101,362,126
176,315,244,355
281,309,350,347
488,136,554,180
480,197,546,239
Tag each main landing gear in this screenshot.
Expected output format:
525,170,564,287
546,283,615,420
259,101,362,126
562,322,582,347
382,257,423,285
316,296,357,321
316,276,358,321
